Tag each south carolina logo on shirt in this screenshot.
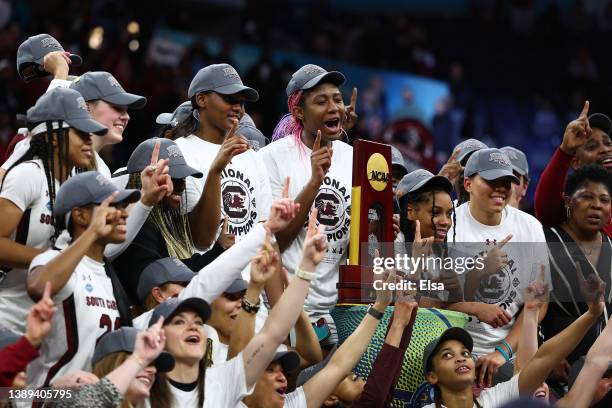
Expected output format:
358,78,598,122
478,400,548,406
312,176,351,243
220,168,258,236
473,242,520,309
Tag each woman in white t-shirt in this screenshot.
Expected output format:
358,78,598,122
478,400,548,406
259,64,358,342
422,291,604,408
445,148,551,387
149,210,329,408
0,87,107,334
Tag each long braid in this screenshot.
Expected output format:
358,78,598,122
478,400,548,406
452,199,457,244
43,122,61,242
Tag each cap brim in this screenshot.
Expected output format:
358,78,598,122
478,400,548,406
66,117,108,136
103,92,147,109
411,175,454,194
172,298,212,324
302,71,346,92
424,327,473,375
392,163,408,176
214,84,259,102
510,164,527,176
478,169,520,185
112,168,128,177
69,54,82,66
274,351,301,373
111,189,141,206
154,351,175,372
456,149,479,165
156,112,173,125
224,279,248,294
169,164,203,179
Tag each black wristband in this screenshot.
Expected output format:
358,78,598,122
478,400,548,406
367,304,384,320
241,297,260,314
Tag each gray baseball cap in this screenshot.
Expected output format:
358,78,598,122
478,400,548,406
224,278,248,294
17,34,82,82
27,87,108,136
464,148,520,184
286,64,346,97
500,146,529,176
271,346,301,374
188,63,259,101
453,139,488,165
112,138,202,179
423,327,473,378
238,114,269,152
156,101,192,128
0,327,21,350
149,297,211,327
589,113,612,136
92,327,175,372
297,344,337,386
137,257,195,303
391,145,408,175
70,71,147,109
397,169,453,197
54,171,141,217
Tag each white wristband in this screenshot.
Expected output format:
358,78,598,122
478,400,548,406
295,268,316,281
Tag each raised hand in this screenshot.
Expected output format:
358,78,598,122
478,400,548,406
89,192,122,238
309,131,333,188
250,228,279,287
392,296,418,328
299,209,327,271
523,264,549,311
411,220,434,262
51,370,99,389
479,234,512,277
140,140,172,206
438,150,464,186
43,51,71,79
342,88,359,131
25,281,56,347
132,316,167,368
210,119,249,173
476,351,507,388
560,101,592,155
375,267,396,308
264,176,300,233
217,215,236,249
474,304,512,328
575,262,605,317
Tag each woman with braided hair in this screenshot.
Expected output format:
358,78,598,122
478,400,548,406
0,87,107,334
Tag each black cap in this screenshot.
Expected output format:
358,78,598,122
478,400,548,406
27,87,108,136
70,72,147,109
286,64,346,97
272,347,301,374
17,34,82,82
422,327,473,378
53,171,141,217
112,138,202,179
149,297,211,327
136,257,195,303
92,327,175,372
589,113,612,136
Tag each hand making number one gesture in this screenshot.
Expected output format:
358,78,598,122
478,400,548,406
140,140,173,206
264,176,300,234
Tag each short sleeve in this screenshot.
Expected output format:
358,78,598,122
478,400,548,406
183,175,203,214
285,386,308,408
29,249,76,302
0,162,44,211
479,374,519,408
205,352,254,407
1,136,30,170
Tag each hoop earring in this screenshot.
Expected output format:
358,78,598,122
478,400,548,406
566,206,571,220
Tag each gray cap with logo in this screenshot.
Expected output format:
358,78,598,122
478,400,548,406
397,169,453,197
156,101,192,128
92,327,175,372
54,171,141,217
112,138,202,179
137,257,195,303
391,145,408,175
70,71,147,109
188,63,259,101
149,297,211,327
286,64,346,97
464,148,519,184
27,87,108,135
500,146,529,176
17,34,82,82
238,113,269,151
452,139,488,165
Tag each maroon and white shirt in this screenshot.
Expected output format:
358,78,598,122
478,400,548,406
26,249,120,388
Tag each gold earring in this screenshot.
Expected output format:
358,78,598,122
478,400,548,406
566,206,571,219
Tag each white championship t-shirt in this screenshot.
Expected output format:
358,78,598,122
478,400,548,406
0,160,58,334
422,374,519,408
26,249,121,388
176,134,272,242
204,352,254,407
447,203,550,356
205,324,229,365
237,385,307,408
259,136,352,316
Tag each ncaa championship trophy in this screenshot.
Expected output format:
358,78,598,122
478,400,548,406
331,140,468,407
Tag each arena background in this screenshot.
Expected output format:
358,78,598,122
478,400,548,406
1,0,611,213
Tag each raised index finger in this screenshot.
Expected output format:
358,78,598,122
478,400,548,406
350,88,358,108
307,208,318,235
414,220,421,241
448,149,460,163
150,140,161,166
313,130,321,151
42,281,52,301
226,119,238,138
282,176,290,199
579,100,590,119
496,234,513,249
100,191,119,208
